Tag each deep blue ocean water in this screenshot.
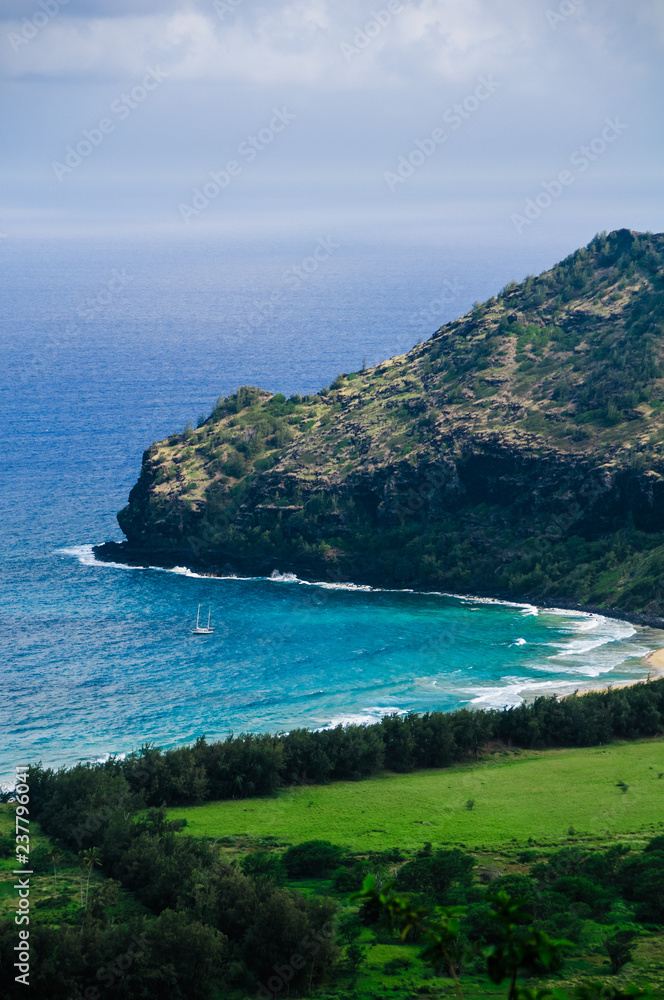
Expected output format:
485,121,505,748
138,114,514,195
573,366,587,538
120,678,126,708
2,234,662,785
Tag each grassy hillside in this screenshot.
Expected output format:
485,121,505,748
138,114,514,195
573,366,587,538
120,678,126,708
169,739,664,852
165,740,664,1000
6,741,664,999
98,229,664,616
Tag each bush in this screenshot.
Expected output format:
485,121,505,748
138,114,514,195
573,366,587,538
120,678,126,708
222,453,247,479
0,836,14,858
618,840,664,922
395,849,475,902
644,835,664,854
240,852,287,885
282,840,346,879
384,956,412,974
552,875,613,920
333,867,360,893
603,926,638,975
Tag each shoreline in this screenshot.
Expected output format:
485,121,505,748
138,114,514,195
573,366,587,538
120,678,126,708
93,542,664,629
558,647,664,701
644,647,664,680
89,541,664,701
604,645,664,691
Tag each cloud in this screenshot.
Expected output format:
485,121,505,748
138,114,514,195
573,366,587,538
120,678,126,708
0,0,555,87
1,0,184,16
1,0,662,240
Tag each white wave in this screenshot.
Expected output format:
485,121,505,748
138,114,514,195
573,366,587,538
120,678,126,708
58,545,244,581
546,607,598,619
536,656,640,678
551,636,623,657
513,638,527,646
270,570,301,583
465,677,579,709
318,705,406,729
269,569,376,592
548,621,636,659
570,617,602,633
544,613,602,633
170,565,207,578
447,592,539,614
57,544,418,600
56,544,146,571
537,608,637,678
545,609,635,639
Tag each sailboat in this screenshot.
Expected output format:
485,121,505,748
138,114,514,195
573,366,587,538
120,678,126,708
191,604,214,635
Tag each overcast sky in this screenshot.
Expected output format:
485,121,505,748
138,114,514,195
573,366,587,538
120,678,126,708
1,0,662,244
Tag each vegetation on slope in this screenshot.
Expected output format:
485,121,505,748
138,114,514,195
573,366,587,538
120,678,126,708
4,684,663,997
99,229,664,615
5,738,663,999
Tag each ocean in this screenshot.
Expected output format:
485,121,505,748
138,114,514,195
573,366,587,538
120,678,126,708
2,233,662,786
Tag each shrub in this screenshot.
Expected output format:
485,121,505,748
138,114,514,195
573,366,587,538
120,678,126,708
603,926,638,975
384,956,411,974
282,840,346,879
240,851,287,885
222,453,247,479
395,848,475,902
333,864,364,893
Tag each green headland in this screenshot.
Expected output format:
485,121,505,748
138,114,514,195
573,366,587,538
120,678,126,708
98,228,664,620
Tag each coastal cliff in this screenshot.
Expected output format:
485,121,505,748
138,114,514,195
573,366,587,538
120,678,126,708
96,229,664,618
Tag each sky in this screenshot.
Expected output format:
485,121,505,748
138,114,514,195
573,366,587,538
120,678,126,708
1,0,663,245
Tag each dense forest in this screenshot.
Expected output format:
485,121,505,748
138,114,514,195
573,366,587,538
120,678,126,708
2,819,663,999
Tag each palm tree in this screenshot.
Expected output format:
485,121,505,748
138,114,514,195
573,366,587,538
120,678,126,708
49,848,62,893
78,848,102,907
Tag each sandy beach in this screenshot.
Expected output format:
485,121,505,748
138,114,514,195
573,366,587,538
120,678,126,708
645,647,664,678
588,646,664,697
605,646,664,692
556,646,664,701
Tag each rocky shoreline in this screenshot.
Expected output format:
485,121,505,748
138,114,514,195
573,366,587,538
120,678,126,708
93,540,664,631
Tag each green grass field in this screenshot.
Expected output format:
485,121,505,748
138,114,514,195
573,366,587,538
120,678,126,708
169,740,664,851
3,742,663,999
169,739,664,999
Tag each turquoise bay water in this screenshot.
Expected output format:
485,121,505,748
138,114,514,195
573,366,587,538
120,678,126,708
3,542,659,785
1,236,662,785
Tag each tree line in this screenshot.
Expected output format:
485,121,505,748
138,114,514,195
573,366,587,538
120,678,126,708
19,679,663,824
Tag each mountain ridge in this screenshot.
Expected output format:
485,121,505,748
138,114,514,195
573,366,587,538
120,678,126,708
96,229,664,618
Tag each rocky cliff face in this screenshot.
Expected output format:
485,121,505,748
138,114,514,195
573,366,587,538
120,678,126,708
96,230,664,617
